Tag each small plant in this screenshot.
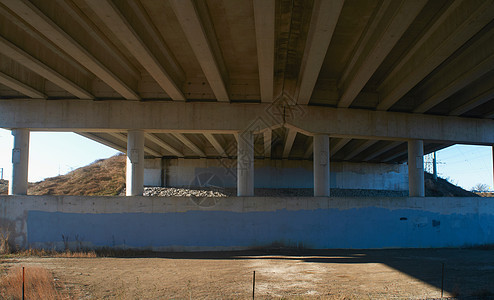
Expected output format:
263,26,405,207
0,226,11,254
471,183,490,193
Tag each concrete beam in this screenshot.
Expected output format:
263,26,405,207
330,138,351,156
303,139,313,159
144,133,184,158
413,25,494,113
377,0,494,111
343,140,378,161
362,141,402,162
170,0,229,102
282,128,297,158
77,133,126,153
450,86,494,116
2,100,494,144
0,71,46,99
253,0,275,103
85,0,184,100
0,36,93,99
204,133,227,157
2,0,140,100
337,0,426,108
263,130,272,158
107,132,162,157
296,0,343,105
172,133,206,157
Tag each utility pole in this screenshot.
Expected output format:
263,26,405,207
433,151,437,181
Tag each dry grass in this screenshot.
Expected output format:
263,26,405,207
28,154,126,196
11,249,97,258
0,266,66,300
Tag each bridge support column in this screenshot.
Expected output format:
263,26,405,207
314,134,330,196
9,129,30,195
237,131,254,196
408,139,424,197
126,130,144,196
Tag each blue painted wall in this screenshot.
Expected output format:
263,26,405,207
27,207,494,250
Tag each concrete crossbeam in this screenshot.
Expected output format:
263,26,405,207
296,0,343,105
2,100,494,144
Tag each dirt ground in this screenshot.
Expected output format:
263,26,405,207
1,248,494,299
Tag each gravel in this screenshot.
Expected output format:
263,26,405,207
121,187,408,197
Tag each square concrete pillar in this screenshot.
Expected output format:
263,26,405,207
313,134,330,196
408,139,424,197
237,131,254,196
9,128,30,195
126,130,145,196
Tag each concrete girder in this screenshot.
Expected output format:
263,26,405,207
343,140,378,161
413,25,494,113
263,130,272,158
2,0,140,100
362,141,402,162
170,0,229,102
85,0,185,101
0,71,46,99
282,128,298,158
377,0,494,111
171,133,206,158
144,133,184,158
2,100,494,145
253,0,275,103
337,0,426,108
450,86,494,116
296,0,343,105
303,138,314,159
0,36,93,99
77,133,127,153
330,138,352,156
203,133,227,158
107,132,162,157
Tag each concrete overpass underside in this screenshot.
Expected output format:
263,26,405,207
1,0,494,250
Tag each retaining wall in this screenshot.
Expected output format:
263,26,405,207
1,196,493,251
144,158,409,190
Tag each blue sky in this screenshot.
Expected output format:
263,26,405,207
0,128,492,190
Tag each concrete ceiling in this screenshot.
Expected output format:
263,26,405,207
1,0,493,163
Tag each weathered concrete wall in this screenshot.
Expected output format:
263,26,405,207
1,196,493,251
144,158,408,190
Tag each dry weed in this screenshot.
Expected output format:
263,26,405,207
0,266,66,300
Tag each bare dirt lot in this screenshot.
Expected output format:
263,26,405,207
1,249,494,299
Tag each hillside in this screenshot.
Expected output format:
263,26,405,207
28,154,126,196
0,155,481,197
